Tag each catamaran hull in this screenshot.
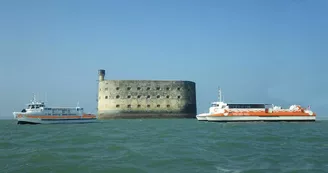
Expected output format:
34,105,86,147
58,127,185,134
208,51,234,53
196,116,207,121
206,116,316,122
196,113,209,121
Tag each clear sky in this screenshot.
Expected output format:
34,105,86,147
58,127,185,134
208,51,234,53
0,0,327,119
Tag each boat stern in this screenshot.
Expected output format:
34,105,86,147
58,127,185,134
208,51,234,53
82,113,98,119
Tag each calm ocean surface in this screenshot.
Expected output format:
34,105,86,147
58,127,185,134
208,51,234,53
1,119,328,173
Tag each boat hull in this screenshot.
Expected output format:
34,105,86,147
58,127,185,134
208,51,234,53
196,116,207,121
206,115,316,122
13,113,97,124
17,119,97,124
196,113,209,121
16,118,97,124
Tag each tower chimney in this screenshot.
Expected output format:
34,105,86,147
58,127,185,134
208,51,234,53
98,69,105,81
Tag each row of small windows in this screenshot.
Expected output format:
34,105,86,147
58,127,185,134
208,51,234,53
124,87,180,91
103,95,181,99
116,104,170,108
102,87,185,91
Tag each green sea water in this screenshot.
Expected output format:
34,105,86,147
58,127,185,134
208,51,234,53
1,119,328,173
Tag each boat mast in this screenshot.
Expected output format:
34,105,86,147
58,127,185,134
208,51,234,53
33,94,36,103
218,86,222,102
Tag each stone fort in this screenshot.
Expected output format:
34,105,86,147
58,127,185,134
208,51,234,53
97,69,197,119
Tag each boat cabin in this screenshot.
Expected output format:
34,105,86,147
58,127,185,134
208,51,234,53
227,103,270,109
210,102,273,109
27,103,45,109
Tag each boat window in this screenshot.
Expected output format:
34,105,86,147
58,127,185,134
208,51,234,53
227,104,265,109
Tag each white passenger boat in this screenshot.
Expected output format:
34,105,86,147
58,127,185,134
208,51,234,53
13,95,97,124
196,87,316,122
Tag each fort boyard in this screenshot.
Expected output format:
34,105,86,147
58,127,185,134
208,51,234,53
97,69,197,119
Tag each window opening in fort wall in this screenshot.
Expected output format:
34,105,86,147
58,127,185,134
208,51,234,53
97,69,197,119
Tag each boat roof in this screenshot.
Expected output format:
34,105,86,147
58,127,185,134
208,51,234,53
211,87,274,106
211,101,272,105
27,102,44,105
25,95,82,108
46,106,83,108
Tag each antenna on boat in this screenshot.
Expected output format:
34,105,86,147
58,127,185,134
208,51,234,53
77,101,79,108
218,86,222,102
30,93,33,103
45,92,48,103
33,94,36,103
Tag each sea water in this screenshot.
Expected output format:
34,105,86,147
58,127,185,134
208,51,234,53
1,119,328,173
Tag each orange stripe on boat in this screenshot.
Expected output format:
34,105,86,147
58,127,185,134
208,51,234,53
26,115,96,119
82,114,97,118
211,112,315,117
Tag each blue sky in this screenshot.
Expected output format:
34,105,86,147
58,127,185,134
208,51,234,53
0,0,327,119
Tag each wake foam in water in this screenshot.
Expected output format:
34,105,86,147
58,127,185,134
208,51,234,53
215,166,241,173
